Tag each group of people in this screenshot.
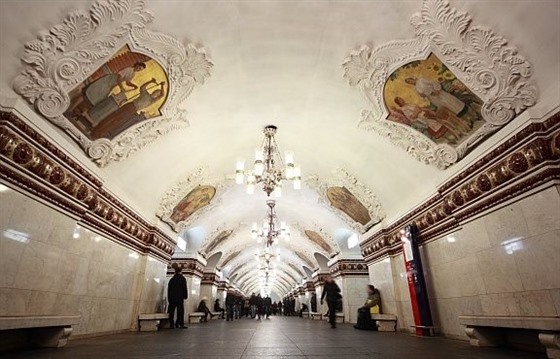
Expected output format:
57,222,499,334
168,266,382,331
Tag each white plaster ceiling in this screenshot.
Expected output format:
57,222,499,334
0,0,559,297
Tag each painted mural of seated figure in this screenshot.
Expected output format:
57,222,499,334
393,96,463,143
405,76,477,128
354,284,381,331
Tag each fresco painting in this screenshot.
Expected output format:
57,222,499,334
170,185,216,223
326,186,371,225
304,230,332,253
65,45,168,140
384,53,484,145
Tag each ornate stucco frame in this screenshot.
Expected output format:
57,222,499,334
306,168,385,234
156,167,229,232
342,0,537,169
13,0,212,167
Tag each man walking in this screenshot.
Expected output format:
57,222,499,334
320,275,341,328
168,264,188,329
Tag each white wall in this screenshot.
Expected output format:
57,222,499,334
0,187,167,335
367,185,560,339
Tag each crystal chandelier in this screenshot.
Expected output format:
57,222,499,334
251,200,290,247
235,125,301,197
255,246,279,296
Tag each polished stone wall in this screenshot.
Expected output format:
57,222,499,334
368,185,560,339
0,187,167,335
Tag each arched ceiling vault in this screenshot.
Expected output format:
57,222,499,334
0,0,557,296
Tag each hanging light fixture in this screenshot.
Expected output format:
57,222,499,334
251,200,290,247
235,125,301,197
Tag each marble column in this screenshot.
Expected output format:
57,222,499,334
200,270,220,310
167,256,205,323
304,281,316,314
312,270,329,316
329,258,370,324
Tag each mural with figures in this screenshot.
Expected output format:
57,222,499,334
170,185,216,224
326,186,371,226
384,53,484,145
64,45,168,140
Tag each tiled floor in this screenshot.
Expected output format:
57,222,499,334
5,316,546,358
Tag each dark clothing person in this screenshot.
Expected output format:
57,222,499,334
198,299,212,322
225,293,235,321
354,286,381,330
214,299,225,319
321,279,341,328
310,293,317,312
299,303,308,317
264,296,272,318
168,269,188,329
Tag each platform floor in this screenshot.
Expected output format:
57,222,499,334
5,316,545,358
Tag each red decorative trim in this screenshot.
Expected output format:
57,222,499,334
0,111,175,262
361,112,560,264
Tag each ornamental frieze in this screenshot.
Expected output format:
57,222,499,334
360,112,560,263
329,259,369,278
0,111,175,261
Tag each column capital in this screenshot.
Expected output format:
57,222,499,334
168,257,205,278
329,258,369,278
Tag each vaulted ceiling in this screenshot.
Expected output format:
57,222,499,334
0,0,558,298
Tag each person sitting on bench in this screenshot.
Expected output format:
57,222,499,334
197,297,214,322
214,298,225,319
354,284,381,331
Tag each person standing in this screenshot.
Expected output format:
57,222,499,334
320,275,341,328
225,291,235,321
168,265,188,329
264,296,272,318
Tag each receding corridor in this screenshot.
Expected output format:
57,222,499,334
5,317,545,359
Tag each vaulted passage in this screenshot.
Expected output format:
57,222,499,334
0,0,559,358
3,317,543,359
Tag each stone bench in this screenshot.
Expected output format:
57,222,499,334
301,311,309,318
372,314,398,332
459,315,560,359
0,315,80,352
310,312,322,320
138,313,168,332
188,313,206,323
210,311,223,319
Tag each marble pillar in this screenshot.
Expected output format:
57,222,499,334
312,270,329,316
329,258,370,324
166,257,205,322
200,271,220,310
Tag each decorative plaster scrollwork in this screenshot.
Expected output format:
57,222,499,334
156,167,229,232
342,0,537,169
306,168,385,233
13,0,213,167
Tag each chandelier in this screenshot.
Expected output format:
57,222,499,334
255,246,279,296
235,125,301,197
251,200,290,247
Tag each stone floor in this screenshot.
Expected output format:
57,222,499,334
5,316,546,359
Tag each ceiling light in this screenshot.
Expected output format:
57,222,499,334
251,200,290,247
235,125,301,197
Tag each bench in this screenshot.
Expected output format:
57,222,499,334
301,311,310,318
210,311,223,319
188,313,205,323
459,315,560,359
0,315,79,352
138,313,168,332
372,314,397,332
310,312,322,320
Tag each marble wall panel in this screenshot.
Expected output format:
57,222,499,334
0,187,167,336
367,186,559,338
